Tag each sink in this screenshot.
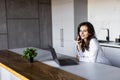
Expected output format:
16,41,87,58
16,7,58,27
99,40,120,45
98,40,113,43
98,40,109,43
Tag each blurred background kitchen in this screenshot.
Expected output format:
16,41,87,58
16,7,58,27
0,0,120,58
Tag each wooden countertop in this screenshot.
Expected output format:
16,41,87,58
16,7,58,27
0,50,85,80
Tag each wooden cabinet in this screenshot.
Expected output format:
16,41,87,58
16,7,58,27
0,0,52,50
0,0,8,49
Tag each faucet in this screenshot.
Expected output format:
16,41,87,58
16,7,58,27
106,28,110,42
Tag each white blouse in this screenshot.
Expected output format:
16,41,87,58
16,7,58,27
77,38,111,65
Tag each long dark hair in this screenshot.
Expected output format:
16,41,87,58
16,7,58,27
77,22,96,52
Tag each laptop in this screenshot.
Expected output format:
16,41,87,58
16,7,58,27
48,46,79,66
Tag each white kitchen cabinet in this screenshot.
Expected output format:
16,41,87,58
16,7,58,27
52,0,87,56
101,46,120,68
52,0,74,56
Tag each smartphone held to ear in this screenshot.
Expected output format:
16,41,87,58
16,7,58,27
77,35,81,41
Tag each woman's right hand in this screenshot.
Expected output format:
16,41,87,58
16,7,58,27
76,40,81,45
76,35,82,46
76,40,82,51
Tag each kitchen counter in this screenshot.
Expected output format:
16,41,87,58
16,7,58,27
99,41,120,48
43,60,120,80
0,50,85,80
60,62,120,80
9,47,120,80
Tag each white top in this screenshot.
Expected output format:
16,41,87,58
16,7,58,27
77,38,111,65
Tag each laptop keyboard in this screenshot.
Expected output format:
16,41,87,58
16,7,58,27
58,59,78,66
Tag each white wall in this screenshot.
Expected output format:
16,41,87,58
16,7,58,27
88,0,120,41
52,0,77,56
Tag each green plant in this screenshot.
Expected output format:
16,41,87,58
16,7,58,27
22,48,37,59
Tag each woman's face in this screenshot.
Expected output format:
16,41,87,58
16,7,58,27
79,25,89,41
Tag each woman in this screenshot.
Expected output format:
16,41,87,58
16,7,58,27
76,22,111,65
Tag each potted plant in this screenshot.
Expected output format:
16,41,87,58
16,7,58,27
22,48,37,63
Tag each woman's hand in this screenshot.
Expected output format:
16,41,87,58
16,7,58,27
76,40,81,45
76,40,82,51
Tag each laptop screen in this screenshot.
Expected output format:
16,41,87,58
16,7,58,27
48,46,58,60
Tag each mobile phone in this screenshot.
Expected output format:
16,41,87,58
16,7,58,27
77,35,81,41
